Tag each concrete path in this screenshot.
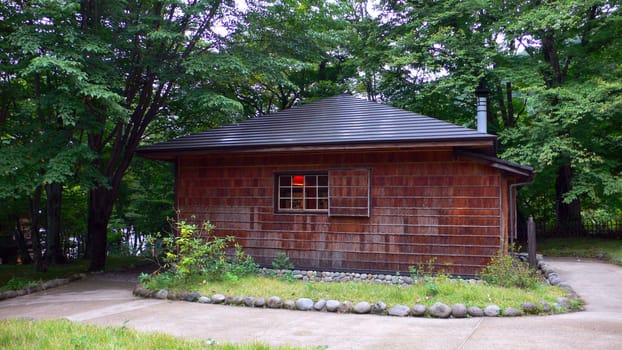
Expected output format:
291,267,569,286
1,257,621,349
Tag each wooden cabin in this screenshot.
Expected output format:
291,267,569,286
138,94,533,276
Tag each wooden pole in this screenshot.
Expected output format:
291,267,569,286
528,215,537,268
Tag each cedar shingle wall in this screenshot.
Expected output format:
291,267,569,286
176,149,503,276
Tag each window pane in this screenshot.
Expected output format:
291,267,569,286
279,176,291,186
306,198,317,209
280,199,290,209
318,175,328,186
305,175,317,186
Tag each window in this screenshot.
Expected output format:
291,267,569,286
276,169,370,216
277,174,328,212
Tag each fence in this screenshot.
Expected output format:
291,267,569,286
525,220,622,240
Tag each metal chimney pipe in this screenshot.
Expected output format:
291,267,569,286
476,83,490,133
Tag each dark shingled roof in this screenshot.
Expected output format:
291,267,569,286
138,94,496,155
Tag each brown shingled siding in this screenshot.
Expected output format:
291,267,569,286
175,148,504,276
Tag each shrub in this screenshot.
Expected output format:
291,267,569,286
271,252,295,270
0,277,40,291
480,253,541,289
145,220,257,287
408,257,438,282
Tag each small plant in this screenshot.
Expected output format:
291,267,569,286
425,281,439,296
142,218,257,288
408,257,438,283
0,277,40,291
480,253,541,289
271,251,295,270
270,251,296,281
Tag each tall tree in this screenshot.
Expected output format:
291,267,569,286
498,0,622,230
1,0,99,268
222,0,356,116
77,0,241,271
380,0,622,228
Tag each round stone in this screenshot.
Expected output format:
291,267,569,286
451,303,468,318
326,300,341,312
556,297,571,309
132,286,152,297
484,305,501,317
254,297,266,307
338,301,353,313
411,304,427,317
154,289,168,299
314,299,327,311
354,302,371,314
388,304,411,317
211,294,226,304
548,273,562,285
243,296,255,307
503,307,522,317
296,298,314,311
284,300,296,310
521,302,539,314
198,296,211,303
467,306,484,317
371,301,387,314
183,292,201,302
428,302,452,318
267,296,283,308
539,300,551,312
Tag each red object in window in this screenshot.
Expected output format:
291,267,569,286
292,175,305,186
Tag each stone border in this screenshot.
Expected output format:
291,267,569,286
133,256,583,318
0,273,87,301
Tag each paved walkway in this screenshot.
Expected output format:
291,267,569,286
1,257,621,349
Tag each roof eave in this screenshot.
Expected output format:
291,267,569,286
137,137,497,161
454,149,535,181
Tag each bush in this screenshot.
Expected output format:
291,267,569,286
480,254,541,289
271,252,295,270
144,220,257,287
0,277,40,291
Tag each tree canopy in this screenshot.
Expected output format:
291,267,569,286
1,0,620,270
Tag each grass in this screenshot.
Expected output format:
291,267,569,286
0,319,305,350
538,237,622,266
0,255,151,291
142,274,578,311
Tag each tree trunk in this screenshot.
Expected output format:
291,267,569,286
29,187,46,272
555,163,583,234
13,216,33,265
505,82,515,127
87,186,115,272
45,182,66,265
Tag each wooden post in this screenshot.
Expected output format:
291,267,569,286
528,215,537,268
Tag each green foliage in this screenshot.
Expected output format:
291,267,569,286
408,257,439,282
480,254,541,290
271,251,295,271
180,274,573,311
144,220,257,288
0,255,149,290
1,319,304,350
0,277,40,292
538,237,622,267
269,251,296,282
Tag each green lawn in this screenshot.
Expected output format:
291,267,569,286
538,237,622,266
141,273,579,312
0,256,151,291
0,319,304,350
